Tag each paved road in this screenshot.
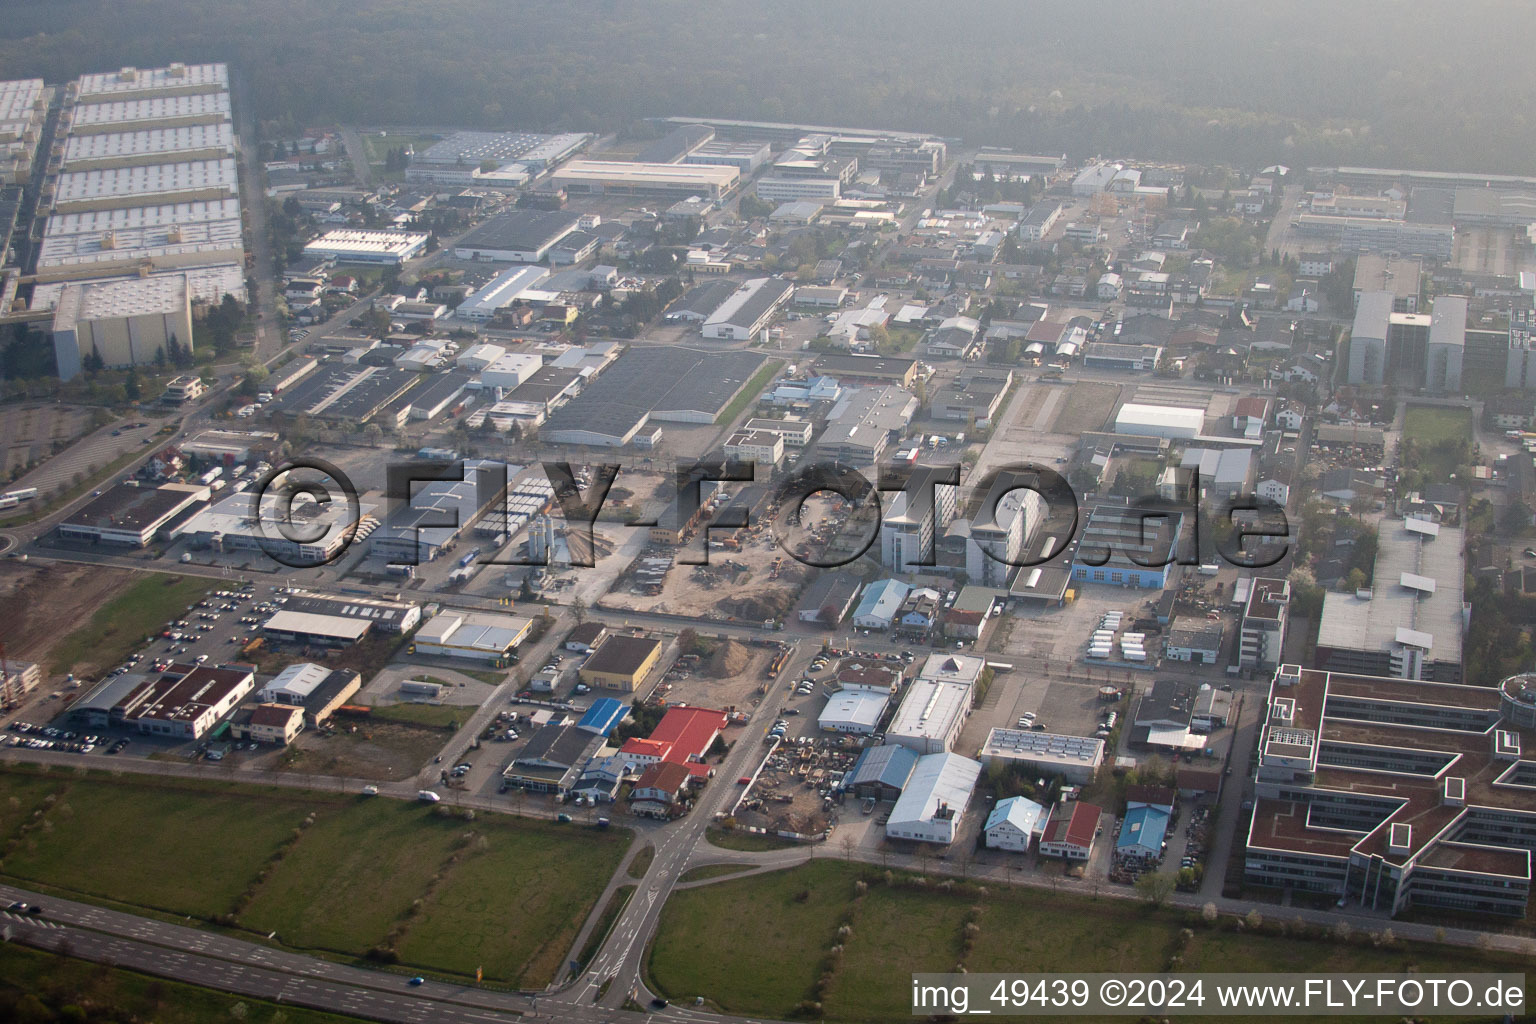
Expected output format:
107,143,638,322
232,69,281,361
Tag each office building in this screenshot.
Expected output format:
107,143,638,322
880,465,959,573
1247,664,1536,917
1239,576,1291,671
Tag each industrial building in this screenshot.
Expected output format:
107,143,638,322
978,728,1106,784
887,676,971,755
1070,502,1187,589
817,690,890,735
1164,618,1225,664
49,273,194,381
110,663,254,740
1113,402,1204,440
57,482,206,547
1247,664,1536,917
884,752,982,844
405,130,588,185
1316,518,1464,683
700,277,793,341
369,458,506,564
844,743,919,801
579,634,663,693
178,490,379,566
617,706,727,778
454,266,550,320
550,160,739,201
452,210,581,263
257,663,361,728
817,386,918,464
413,611,532,662
302,230,430,265
852,578,910,630
504,725,608,796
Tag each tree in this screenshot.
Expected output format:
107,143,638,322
1134,871,1175,906
570,596,587,624
123,365,141,402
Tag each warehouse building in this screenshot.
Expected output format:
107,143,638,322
50,272,194,381
369,459,506,564
844,743,919,802
884,752,982,844
1071,502,1187,589
550,160,739,201
503,725,608,795
1315,518,1464,683
818,386,918,465
261,610,373,647
1114,402,1203,439
455,265,550,320
257,663,361,727
887,677,971,755
701,277,793,341
1164,618,1225,664
576,697,629,737
179,490,378,567
111,663,254,740
978,728,1105,784
57,482,206,547
413,610,531,662
302,230,430,265
281,590,421,634
684,139,771,173
852,578,910,630
817,690,890,734
62,122,236,170
617,705,727,777
580,634,663,693
452,210,581,263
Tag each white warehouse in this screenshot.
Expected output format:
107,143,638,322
885,752,982,844
1114,402,1205,440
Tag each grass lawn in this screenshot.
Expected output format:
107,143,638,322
0,943,369,1024
393,815,628,985
715,359,782,426
1403,404,1473,446
362,133,440,168
0,768,629,987
370,702,467,730
47,573,217,677
1,774,314,918
705,828,803,852
239,798,464,956
647,861,1531,1023
627,844,655,878
679,864,753,883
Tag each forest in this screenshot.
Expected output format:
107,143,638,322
3,0,1536,172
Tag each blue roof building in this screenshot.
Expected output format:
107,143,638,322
844,743,919,800
852,578,911,630
1116,804,1170,860
577,697,629,736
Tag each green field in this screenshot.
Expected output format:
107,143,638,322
1402,405,1473,446
678,863,754,883
369,702,467,730
576,885,634,973
47,573,217,677
0,943,369,1024
0,768,628,986
627,844,655,878
646,861,1531,1022
704,828,802,852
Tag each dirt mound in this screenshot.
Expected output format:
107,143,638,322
716,590,793,622
705,639,752,679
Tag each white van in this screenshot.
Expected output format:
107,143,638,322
417,790,441,803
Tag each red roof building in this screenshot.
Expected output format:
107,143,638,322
618,706,727,778
1039,800,1101,860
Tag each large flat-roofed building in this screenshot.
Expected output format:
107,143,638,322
1292,214,1453,261
52,158,238,212
49,272,194,381
262,610,373,647
69,91,232,133
1070,501,1186,589
550,160,739,201
1316,518,1464,683
75,62,228,100
111,663,254,740
1425,294,1466,393
845,743,920,801
414,611,532,662
61,122,236,170
701,277,793,341
180,490,378,566
1248,664,1536,917
885,752,982,844
369,458,505,564
979,728,1105,784
683,139,771,173
818,690,890,734
452,210,581,263
1353,255,1422,313
814,353,918,387
454,265,550,320
405,130,588,185
302,230,429,265
283,590,422,635
0,79,47,185
1114,402,1203,439
37,198,244,278
580,634,663,693
57,482,205,546
818,386,918,465
887,677,972,755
